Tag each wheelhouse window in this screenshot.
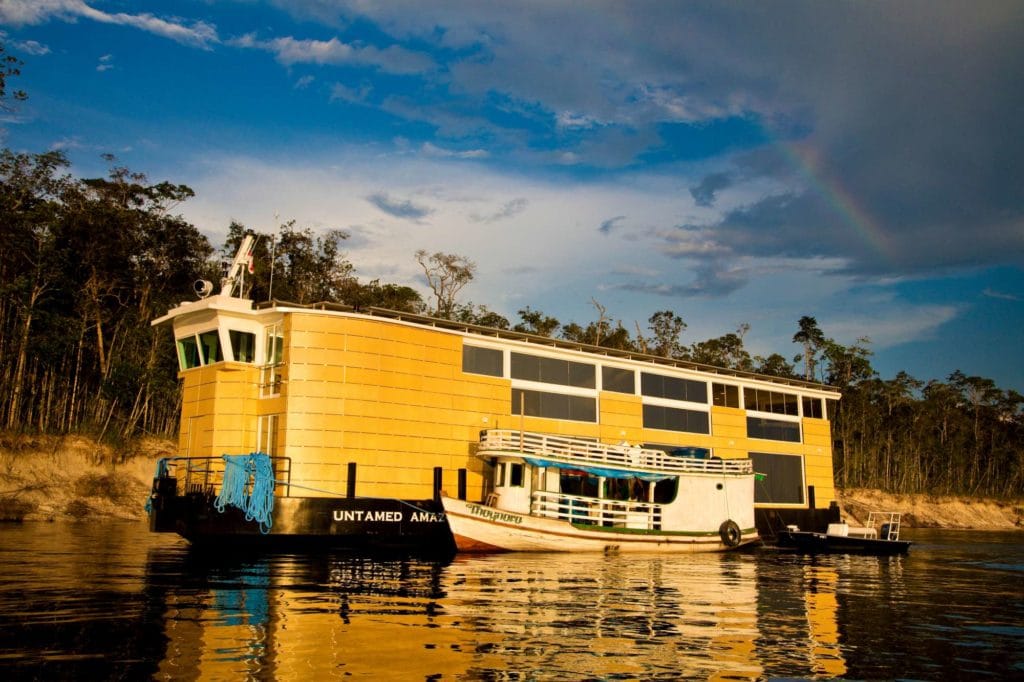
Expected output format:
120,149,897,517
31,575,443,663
229,330,256,363
176,336,201,370
198,330,223,365
751,452,805,504
463,345,503,377
512,388,597,422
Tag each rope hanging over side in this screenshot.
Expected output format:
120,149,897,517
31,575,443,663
215,453,275,534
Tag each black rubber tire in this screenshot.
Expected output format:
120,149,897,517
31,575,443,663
719,519,742,547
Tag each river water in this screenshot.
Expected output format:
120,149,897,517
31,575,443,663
0,522,1020,680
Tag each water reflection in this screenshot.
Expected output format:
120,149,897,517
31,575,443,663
1,523,1021,680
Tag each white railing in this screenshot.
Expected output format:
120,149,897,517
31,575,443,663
478,429,753,476
530,490,662,529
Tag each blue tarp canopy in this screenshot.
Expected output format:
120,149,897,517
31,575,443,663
524,457,671,482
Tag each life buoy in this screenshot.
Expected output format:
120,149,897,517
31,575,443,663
719,519,742,547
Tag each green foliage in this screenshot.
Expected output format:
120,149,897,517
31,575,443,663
0,142,1019,498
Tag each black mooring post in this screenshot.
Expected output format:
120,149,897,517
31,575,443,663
347,462,357,499
807,485,816,509
433,467,443,502
458,468,467,500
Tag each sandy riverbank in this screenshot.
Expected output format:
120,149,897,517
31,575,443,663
1,434,1022,529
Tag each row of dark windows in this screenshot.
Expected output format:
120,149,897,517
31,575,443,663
642,404,710,434
512,389,598,422
466,345,820,436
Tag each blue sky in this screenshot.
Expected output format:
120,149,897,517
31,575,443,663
2,1,1023,392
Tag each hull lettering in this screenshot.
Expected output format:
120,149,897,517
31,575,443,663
332,510,403,523
467,503,523,525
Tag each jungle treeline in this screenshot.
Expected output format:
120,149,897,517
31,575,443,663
1,151,1021,498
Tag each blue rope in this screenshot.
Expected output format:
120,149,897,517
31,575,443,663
215,453,275,534
144,457,170,513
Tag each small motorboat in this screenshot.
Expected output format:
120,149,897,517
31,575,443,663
775,511,911,555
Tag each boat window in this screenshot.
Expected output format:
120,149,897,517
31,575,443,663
511,353,595,388
265,323,284,365
495,462,506,487
509,463,524,488
642,404,710,434
229,330,256,363
712,383,740,408
257,414,278,455
744,387,799,416
198,330,223,365
641,373,707,403
559,471,599,497
747,416,801,443
602,366,635,394
463,345,503,377
750,452,804,504
176,336,201,370
802,396,824,419
653,477,678,504
512,388,597,422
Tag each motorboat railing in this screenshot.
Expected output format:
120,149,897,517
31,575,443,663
530,490,662,530
478,429,753,475
157,455,293,497
866,511,903,541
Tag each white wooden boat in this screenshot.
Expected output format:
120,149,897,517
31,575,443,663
441,430,759,553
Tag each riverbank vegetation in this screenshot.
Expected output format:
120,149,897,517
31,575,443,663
3,151,1022,500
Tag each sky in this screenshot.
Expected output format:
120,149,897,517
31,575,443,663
2,1,1023,393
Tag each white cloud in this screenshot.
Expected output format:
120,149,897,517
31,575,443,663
0,0,218,49
231,33,433,75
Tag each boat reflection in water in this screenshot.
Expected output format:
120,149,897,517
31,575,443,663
149,548,860,680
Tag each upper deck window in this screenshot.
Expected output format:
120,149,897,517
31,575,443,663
602,366,635,394
802,396,824,419
641,373,707,404
463,345,503,377
511,353,595,389
712,383,740,408
743,387,799,416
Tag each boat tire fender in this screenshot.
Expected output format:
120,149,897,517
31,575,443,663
719,519,742,547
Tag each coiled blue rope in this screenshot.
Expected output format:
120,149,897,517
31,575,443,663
215,453,275,534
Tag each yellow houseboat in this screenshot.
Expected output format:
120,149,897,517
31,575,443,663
147,238,842,551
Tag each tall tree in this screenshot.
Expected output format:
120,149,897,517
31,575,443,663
647,310,687,358
793,315,826,381
415,250,475,319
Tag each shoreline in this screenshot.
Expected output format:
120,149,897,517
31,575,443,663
2,434,1021,530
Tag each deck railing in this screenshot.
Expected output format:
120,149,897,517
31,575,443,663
159,455,293,497
530,490,662,529
478,429,753,475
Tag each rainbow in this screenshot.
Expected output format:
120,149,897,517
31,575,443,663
778,140,893,264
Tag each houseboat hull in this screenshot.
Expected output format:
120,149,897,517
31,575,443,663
149,480,454,554
442,496,758,553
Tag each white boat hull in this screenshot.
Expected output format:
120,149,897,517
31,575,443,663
442,496,758,553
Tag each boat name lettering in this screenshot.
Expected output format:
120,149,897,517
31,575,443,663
332,510,403,523
410,511,445,523
467,504,523,524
